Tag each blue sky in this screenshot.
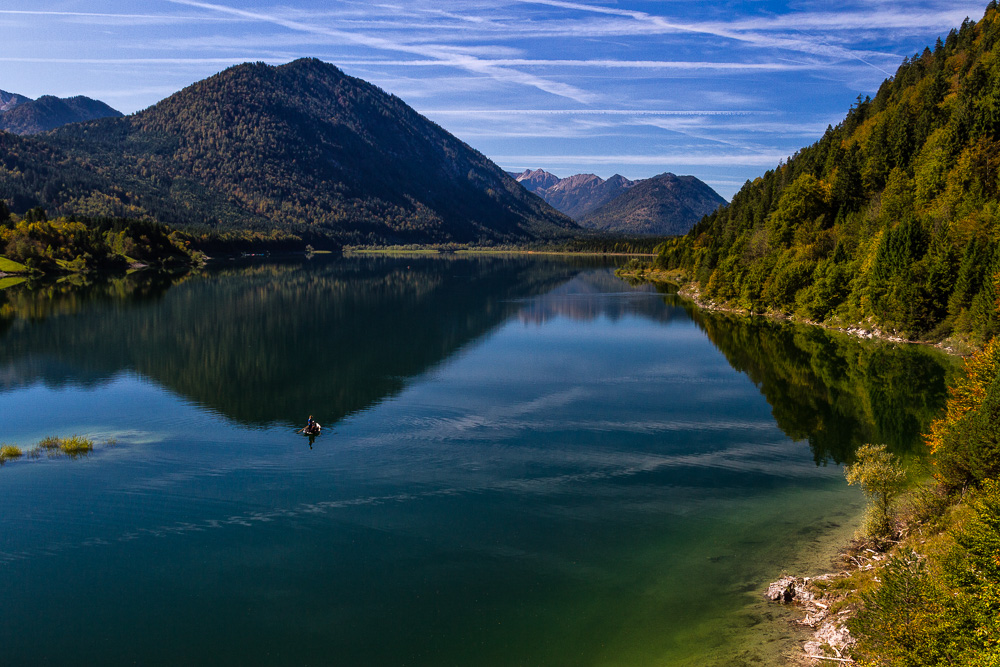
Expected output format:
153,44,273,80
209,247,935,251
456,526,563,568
0,1,988,199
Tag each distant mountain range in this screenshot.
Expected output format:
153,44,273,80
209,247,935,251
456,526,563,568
0,60,576,245
0,90,122,135
515,170,637,219
581,173,728,236
512,169,725,236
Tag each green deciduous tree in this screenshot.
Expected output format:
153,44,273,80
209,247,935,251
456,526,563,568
845,443,907,543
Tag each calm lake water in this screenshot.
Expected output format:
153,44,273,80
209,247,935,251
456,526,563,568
0,255,954,666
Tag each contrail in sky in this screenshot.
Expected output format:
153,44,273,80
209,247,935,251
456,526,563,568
166,0,599,103
516,0,898,75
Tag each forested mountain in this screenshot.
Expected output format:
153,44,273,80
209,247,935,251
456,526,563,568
0,93,122,135
656,1,1000,343
580,173,725,235
0,59,577,245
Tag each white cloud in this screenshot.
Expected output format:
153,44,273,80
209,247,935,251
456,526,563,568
421,109,768,116
511,0,937,74
0,57,272,65
718,8,985,32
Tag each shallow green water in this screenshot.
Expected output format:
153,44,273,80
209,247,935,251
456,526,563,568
0,256,954,665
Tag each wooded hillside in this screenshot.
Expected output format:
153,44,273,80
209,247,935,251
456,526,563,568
0,59,577,246
657,1,1000,344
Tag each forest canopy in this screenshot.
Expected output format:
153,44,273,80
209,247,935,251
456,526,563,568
656,1,1000,345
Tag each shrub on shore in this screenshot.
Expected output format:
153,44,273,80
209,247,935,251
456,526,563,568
845,443,907,545
0,213,203,275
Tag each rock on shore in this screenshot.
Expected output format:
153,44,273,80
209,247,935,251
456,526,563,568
765,574,855,662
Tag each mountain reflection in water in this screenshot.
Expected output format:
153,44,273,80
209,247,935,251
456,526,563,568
0,255,954,465
0,255,959,667
0,256,600,426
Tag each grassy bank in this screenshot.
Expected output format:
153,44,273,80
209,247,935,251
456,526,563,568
1,212,204,276
0,256,28,274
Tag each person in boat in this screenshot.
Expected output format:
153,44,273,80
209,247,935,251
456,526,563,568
302,415,320,435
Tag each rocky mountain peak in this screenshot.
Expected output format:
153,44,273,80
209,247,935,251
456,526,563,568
604,174,636,188
515,169,561,192
548,173,602,194
0,89,30,113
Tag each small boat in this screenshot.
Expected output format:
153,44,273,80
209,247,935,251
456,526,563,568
301,423,321,436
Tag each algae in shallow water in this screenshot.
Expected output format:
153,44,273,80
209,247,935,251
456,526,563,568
15,436,96,461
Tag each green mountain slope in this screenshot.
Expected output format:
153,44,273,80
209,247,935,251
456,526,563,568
0,59,577,245
657,2,1000,343
0,131,123,214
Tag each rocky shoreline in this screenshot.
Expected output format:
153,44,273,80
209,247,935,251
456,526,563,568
762,533,899,664
766,572,856,663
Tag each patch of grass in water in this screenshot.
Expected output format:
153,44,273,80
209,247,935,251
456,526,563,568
38,436,65,458
33,436,94,459
58,436,94,457
2,435,120,469
0,445,23,463
38,436,62,450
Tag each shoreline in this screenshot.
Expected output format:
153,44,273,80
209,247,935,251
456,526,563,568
616,267,969,357
345,247,658,258
615,266,922,664
754,488,870,665
765,542,866,664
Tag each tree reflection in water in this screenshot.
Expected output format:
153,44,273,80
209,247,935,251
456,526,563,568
0,257,956,466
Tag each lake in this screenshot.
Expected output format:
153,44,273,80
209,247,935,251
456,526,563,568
0,255,954,666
